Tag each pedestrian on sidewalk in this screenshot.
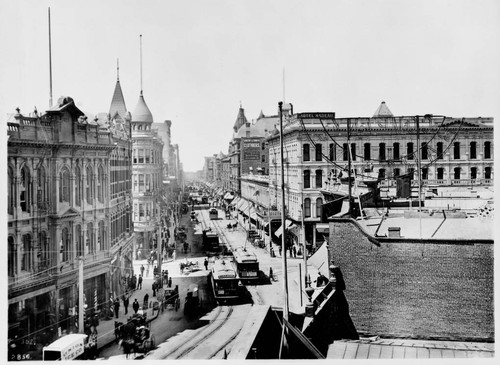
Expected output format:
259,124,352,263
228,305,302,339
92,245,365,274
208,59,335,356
132,299,140,314
143,293,149,310
113,298,120,318
137,275,143,290
279,245,282,256
131,274,137,291
152,281,157,297
168,277,172,288
140,264,145,277
204,258,209,270
123,295,129,315
162,270,168,285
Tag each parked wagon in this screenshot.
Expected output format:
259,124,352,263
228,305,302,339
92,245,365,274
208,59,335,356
119,313,155,355
163,286,180,311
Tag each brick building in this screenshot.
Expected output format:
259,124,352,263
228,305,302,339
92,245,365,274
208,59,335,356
327,218,494,341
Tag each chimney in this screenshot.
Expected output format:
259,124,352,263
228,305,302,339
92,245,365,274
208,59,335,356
388,227,401,238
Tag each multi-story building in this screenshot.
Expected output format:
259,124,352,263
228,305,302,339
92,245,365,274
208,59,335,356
268,102,494,252
7,94,133,351
226,104,282,194
130,92,164,260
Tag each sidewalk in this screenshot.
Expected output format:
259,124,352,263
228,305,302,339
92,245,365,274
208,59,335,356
95,260,165,353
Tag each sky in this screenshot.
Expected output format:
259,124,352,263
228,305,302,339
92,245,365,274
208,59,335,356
1,0,499,172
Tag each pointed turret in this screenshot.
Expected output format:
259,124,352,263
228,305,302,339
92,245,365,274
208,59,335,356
233,103,248,132
109,59,128,118
132,91,154,123
373,101,393,117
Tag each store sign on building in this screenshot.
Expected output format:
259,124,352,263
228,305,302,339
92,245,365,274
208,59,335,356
244,150,260,160
269,210,282,220
298,112,335,119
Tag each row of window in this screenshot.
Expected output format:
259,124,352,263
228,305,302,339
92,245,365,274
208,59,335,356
304,166,493,184
132,173,162,192
133,148,162,164
8,164,107,215
8,221,107,277
303,141,492,162
303,197,322,218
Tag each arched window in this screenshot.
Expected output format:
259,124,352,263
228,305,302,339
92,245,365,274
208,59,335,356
86,165,94,204
87,223,94,254
304,198,311,218
303,144,310,161
484,167,492,179
8,236,16,277
20,165,32,212
62,227,70,262
21,233,33,271
484,141,491,159
98,221,105,251
59,166,70,203
379,143,386,161
393,143,400,160
39,231,49,268
437,142,444,159
75,166,82,206
469,142,477,159
316,198,322,218
453,142,460,160
421,143,428,160
315,169,323,188
8,166,14,215
329,143,335,161
364,143,371,160
97,165,104,203
471,167,477,180
437,167,444,180
315,143,322,161
407,142,414,160
304,170,310,189
75,225,83,257
37,166,47,207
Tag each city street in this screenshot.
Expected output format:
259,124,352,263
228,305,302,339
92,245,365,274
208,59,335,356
97,209,216,359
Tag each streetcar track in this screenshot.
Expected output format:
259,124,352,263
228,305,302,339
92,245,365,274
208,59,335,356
174,305,234,359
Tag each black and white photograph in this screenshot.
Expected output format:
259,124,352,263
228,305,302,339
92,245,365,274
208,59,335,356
2,0,498,362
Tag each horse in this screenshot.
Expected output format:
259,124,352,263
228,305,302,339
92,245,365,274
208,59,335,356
114,321,124,342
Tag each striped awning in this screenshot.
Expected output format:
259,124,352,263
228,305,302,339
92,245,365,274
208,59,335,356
275,219,294,237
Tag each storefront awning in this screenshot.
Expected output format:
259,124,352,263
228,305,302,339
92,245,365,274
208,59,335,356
316,223,330,234
238,200,249,212
224,192,235,200
229,197,240,207
275,219,294,237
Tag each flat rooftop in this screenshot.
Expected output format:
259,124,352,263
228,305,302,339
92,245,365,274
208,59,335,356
358,208,494,240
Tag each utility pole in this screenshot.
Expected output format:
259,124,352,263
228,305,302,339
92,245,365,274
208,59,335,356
347,118,352,216
278,101,289,357
78,257,84,333
416,115,422,239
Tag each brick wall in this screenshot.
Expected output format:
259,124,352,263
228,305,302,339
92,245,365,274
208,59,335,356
328,219,494,341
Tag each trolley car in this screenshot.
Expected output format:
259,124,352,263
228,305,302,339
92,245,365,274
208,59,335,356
232,248,260,283
210,258,243,301
209,208,218,220
202,229,221,253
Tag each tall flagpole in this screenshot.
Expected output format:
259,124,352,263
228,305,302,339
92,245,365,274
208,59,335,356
140,34,143,95
278,101,289,358
48,7,53,108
